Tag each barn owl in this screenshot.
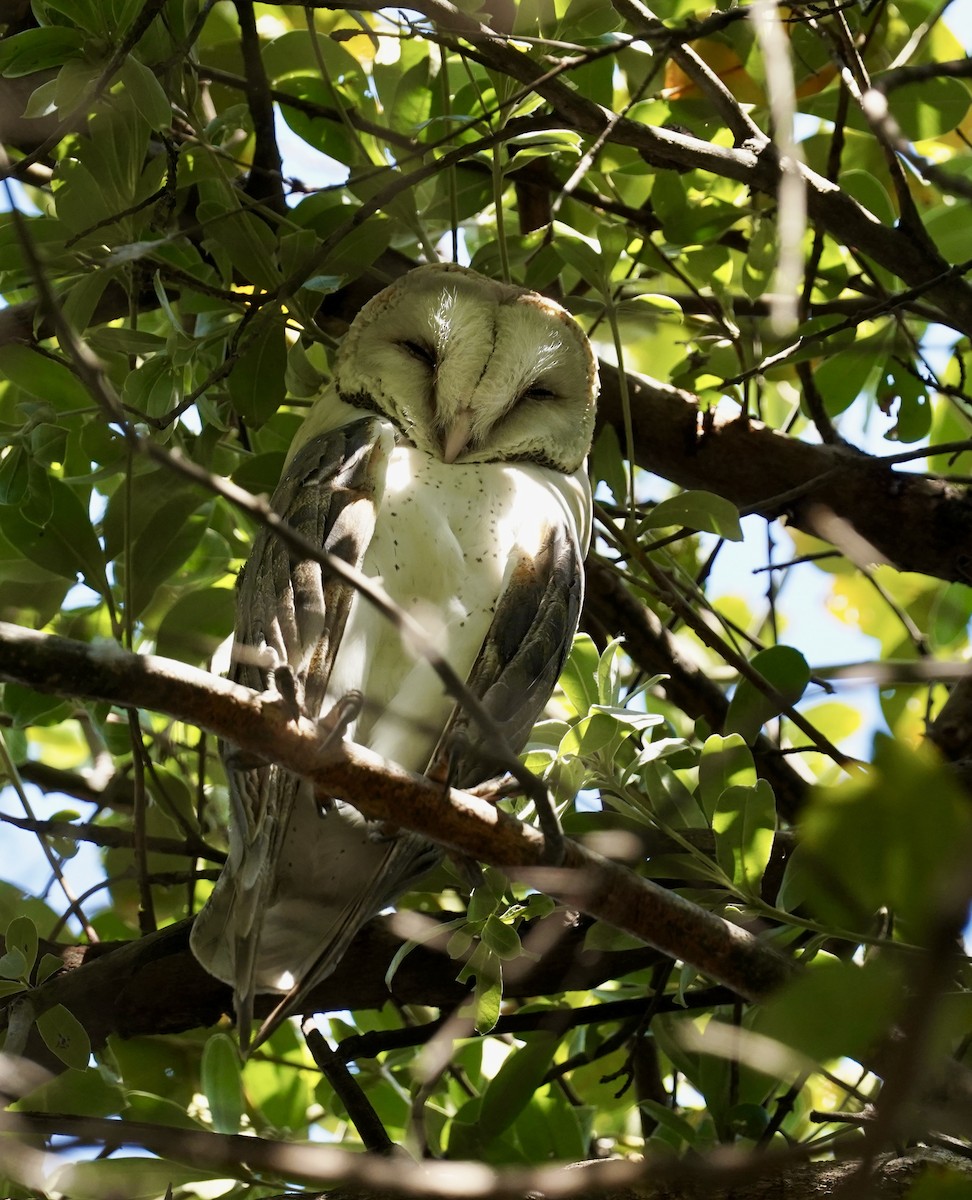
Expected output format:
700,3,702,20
190,263,598,1050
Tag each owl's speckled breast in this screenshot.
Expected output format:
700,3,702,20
325,428,589,773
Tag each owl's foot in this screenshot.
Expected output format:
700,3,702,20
317,689,363,745
468,775,521,804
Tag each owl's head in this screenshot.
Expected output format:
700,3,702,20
334,263,598,473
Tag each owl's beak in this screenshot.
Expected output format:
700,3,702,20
442,409,474,463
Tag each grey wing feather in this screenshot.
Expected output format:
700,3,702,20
190,419,387,1033
433,519,585,788
232,419,385,718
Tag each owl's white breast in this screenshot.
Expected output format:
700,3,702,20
325,423,590,772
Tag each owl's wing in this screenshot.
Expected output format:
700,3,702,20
434,515,586,789
190,416,392,1038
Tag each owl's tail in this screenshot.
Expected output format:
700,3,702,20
190,790,440,1054
247,828,441,1052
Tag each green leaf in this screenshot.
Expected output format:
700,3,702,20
481,914,523,961
886,76,971,140
3,681,74,728
554,235,608,290
467,868,506,922
839,169,895,227
799,736,972,935
925,202,972,262
230,450,286,496
595,637,625,706
30,422,68,467
36,952,64,984
478,1034,559,1141
646,491,742,540
23,76,57,118
618,292,684,322
2,476,109,597
201,1031,244,1134
122,356,183,421
0,26,85,76
754,956,902,1063
0,446,29,505
228,318,288,428
514,1088,587,1162
725,646,811,743
126,499,214,617
813,343,882,418
699,734,756,821
559,634,600,717
590,423,627,507
48,1159,226,1200
711,780,776,893
199,201,280,289
885,362,929,443
36,1003,91,1070
12,1062,124,1117
0,948,27,980
118,55,171,130
559,712,620,758
472,973,503,1035
155,587,235,665
0,346,90,410
285,338,325,399
583,921,646,952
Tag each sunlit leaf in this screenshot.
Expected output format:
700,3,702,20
699,734,757,821
712,780,776,893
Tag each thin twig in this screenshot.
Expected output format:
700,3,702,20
303,1018,396,1155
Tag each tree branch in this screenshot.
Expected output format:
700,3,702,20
596,366,972,586
0,621,793,1010
1,1108,965,1200
4,913,662,1074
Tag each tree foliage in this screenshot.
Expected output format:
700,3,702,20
1,0,972,1197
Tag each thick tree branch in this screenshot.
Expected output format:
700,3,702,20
1,1108,965,1200
596,366,972,586
0,621,793,1008
2,914,662,1075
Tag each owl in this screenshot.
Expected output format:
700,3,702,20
190,263,598,1050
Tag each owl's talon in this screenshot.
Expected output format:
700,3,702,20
468,775,519,805
318,691,362,743
223,745,265,772
271,665,302,720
